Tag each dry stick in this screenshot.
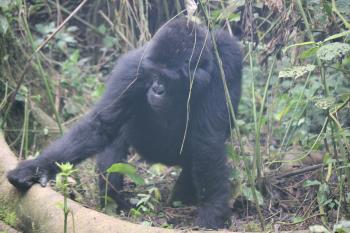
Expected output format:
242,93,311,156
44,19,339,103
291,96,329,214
275,164,323,179
47,0,104,36
98,10,135,48
197,2,266,230
276,213,325,226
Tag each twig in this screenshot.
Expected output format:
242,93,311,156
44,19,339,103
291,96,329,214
275,164,323,179
276,213,325,226
48,0,105,36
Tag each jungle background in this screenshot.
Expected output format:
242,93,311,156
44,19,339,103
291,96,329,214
0,0,350,232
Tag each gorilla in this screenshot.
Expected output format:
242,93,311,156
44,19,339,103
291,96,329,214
7,17,242,229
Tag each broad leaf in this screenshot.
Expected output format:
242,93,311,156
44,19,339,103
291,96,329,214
300,47,319,59
323,30,350,42
317,42,350,62
242,186,264,206
314,97,336,110
279,64,315,79
304,179,321,187
107,163,145,185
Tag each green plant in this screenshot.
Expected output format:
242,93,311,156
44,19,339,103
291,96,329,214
56,162,76,233
103,163,145,209
130,187,161,217
0,208,16,227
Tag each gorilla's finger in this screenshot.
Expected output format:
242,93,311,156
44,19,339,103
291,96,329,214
39,175,48,187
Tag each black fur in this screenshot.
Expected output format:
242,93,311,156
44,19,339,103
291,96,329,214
7,18,242,229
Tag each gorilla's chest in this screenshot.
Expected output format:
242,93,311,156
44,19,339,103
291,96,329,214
129,112,188,166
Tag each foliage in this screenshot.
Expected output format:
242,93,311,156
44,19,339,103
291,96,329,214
1,0,350,231
0,204,17,227
130,187,161,217
56,162,76,233
107,163,145,186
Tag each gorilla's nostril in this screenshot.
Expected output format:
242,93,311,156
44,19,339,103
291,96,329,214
152,85,165,95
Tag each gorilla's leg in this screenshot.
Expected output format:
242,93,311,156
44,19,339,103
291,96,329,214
169,167,197,205
97,135,129,210
191,142,232,229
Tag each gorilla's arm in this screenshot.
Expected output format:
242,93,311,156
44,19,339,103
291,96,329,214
189,31,242,228
7,48,146,190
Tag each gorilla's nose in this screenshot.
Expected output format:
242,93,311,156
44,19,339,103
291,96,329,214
152,83,165,95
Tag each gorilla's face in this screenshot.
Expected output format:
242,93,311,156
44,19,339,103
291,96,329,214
142,62,187,114
147,74,168,112
143,60,214,115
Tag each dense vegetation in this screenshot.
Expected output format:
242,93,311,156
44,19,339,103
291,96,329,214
1,0,350,232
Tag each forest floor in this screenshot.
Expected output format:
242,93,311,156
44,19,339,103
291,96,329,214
63,150,330,232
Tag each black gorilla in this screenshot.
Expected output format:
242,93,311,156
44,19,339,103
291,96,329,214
7,18,242,229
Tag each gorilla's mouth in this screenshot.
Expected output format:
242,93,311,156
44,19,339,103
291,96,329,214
147,92,166,112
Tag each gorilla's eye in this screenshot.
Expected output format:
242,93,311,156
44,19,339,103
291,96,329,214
151,74,160,81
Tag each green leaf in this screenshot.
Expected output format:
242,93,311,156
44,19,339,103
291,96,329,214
317,42,350,62
323,30,350,43
293,216,304,223
303,179,321,187
103,36,117,48
210,10,221,21
283,41,317,53
300,47,319,59
227,12,240,22
317,183,330,204
314,97,336,110
107,163,136,174
92,83,105,99
278,64,316,79
107,163,145,185
149,163,166,176
0,14,9,34
242,186,264,205
56,162,76,176
98,24,107,34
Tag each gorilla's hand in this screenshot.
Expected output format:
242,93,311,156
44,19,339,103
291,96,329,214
7,159,52,190
196,205,230,229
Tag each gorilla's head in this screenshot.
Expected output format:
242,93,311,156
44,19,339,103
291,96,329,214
141,18,214,114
